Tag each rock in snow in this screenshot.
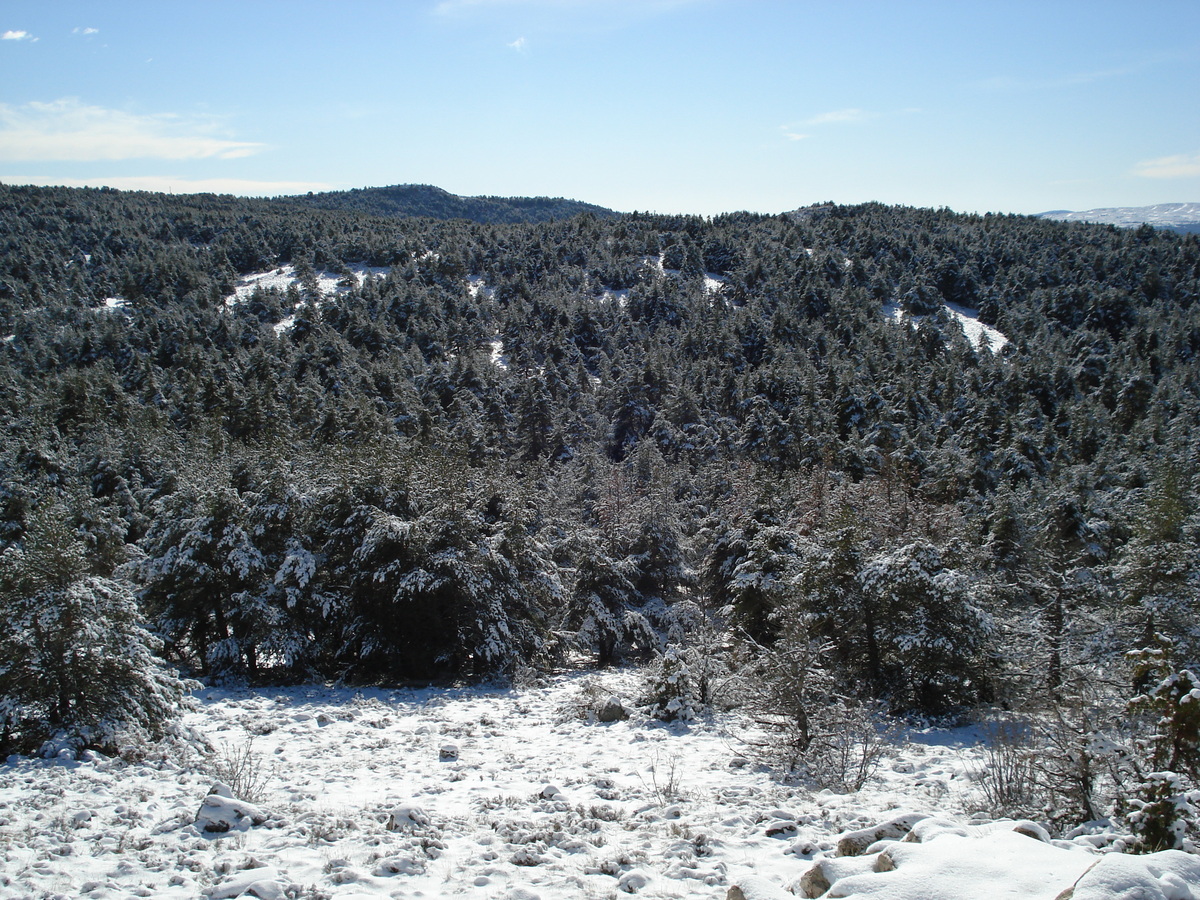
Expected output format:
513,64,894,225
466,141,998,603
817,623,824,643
385,803,430,831
727,874,795,900
836,811,929,856
596,695,631,722
195,789,269,834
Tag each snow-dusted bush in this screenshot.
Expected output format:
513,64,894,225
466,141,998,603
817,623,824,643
1122,642,1200,851
0,504,193,755
857,541,994,714
1126,771,1200,853
642,646,699,722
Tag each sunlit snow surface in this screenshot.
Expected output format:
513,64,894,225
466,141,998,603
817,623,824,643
0,673,1172,900
882,302,1010,353
226,263,391,307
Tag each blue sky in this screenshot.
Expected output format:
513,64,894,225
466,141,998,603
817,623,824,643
1,0,1197,216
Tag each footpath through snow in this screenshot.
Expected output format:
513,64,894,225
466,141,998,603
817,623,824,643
0,672,1195,899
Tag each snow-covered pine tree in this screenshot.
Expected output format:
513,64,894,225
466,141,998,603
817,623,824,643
0,502,192,755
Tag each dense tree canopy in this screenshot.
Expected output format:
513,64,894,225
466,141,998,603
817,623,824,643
1,183,1197,719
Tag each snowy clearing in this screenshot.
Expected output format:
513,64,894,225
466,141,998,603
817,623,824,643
0,672,1179,900
881,302,1010,353
466,277,496,302
226,264,391,308
489,337,508,369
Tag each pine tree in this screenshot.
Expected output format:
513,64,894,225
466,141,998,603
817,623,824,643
0,502,192,755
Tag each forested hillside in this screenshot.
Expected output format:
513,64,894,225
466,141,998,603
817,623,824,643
2,183,1198,769
281,183,619,224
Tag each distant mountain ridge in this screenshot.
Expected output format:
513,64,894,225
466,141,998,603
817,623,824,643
281,183,619,224
1038,202,1200,234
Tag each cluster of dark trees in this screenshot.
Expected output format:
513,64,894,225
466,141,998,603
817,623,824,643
281,183,619,224
1,182,1198,751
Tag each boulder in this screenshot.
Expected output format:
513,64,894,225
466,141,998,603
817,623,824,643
195,787,268,834
836,812,929,856
727,875,794,900
597,696,630,723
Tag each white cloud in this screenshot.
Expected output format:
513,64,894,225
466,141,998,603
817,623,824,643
508,36,527,50
0,175,335,196
780,128,808,142
0,99,264,162
1133,152,1200,179
2,30,36,42
72,27,100,35
802,108,871,126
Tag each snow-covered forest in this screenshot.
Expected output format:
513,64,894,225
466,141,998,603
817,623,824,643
1,183,1199,898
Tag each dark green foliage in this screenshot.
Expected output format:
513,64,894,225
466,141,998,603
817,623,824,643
0,502,192,754
2,181,1199,711
282,184,619,224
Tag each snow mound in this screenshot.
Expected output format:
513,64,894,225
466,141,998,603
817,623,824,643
1069,850,1200,900
804,829,1094,899
195,791,269,833
206,865,292,900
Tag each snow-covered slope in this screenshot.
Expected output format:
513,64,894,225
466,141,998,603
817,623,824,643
0,673,1175,900
882,301,1010,353
1039,203,1200,233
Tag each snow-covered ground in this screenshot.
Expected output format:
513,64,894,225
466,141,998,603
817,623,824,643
1039,203,1200,230
226,264,391,308
882,302,1010,354
3,671,1188,900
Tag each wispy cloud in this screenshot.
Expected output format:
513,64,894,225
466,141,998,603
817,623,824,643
0,175,335,196
72,27,100,36
0,99,264,162
2,30,36,42
802,108,872,126
508,36,527,50
1133,152,1200,179
976,61,1146,94
781,108,878,143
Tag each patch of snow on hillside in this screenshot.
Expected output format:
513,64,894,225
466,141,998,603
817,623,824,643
227,263,390,307
99,296,129,311
228,265,298,306
882,302,1009,353
467,276,496,301
490,337,508,369
703,273,727,294
945,302,1009,352
273,315,296,335
602,286,631,309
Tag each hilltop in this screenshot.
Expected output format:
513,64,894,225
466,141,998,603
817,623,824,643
278,182,619,224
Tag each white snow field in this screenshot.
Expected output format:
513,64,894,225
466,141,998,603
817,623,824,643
1,672,1194,900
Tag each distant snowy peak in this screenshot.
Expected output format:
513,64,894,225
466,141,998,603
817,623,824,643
1039,203,1200,233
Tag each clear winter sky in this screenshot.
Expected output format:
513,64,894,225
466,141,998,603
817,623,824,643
1,0,1198,217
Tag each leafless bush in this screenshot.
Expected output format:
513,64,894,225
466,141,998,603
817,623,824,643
209,738,271,803
806,700,893,793
638,750,689,804
970,715,1038,816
